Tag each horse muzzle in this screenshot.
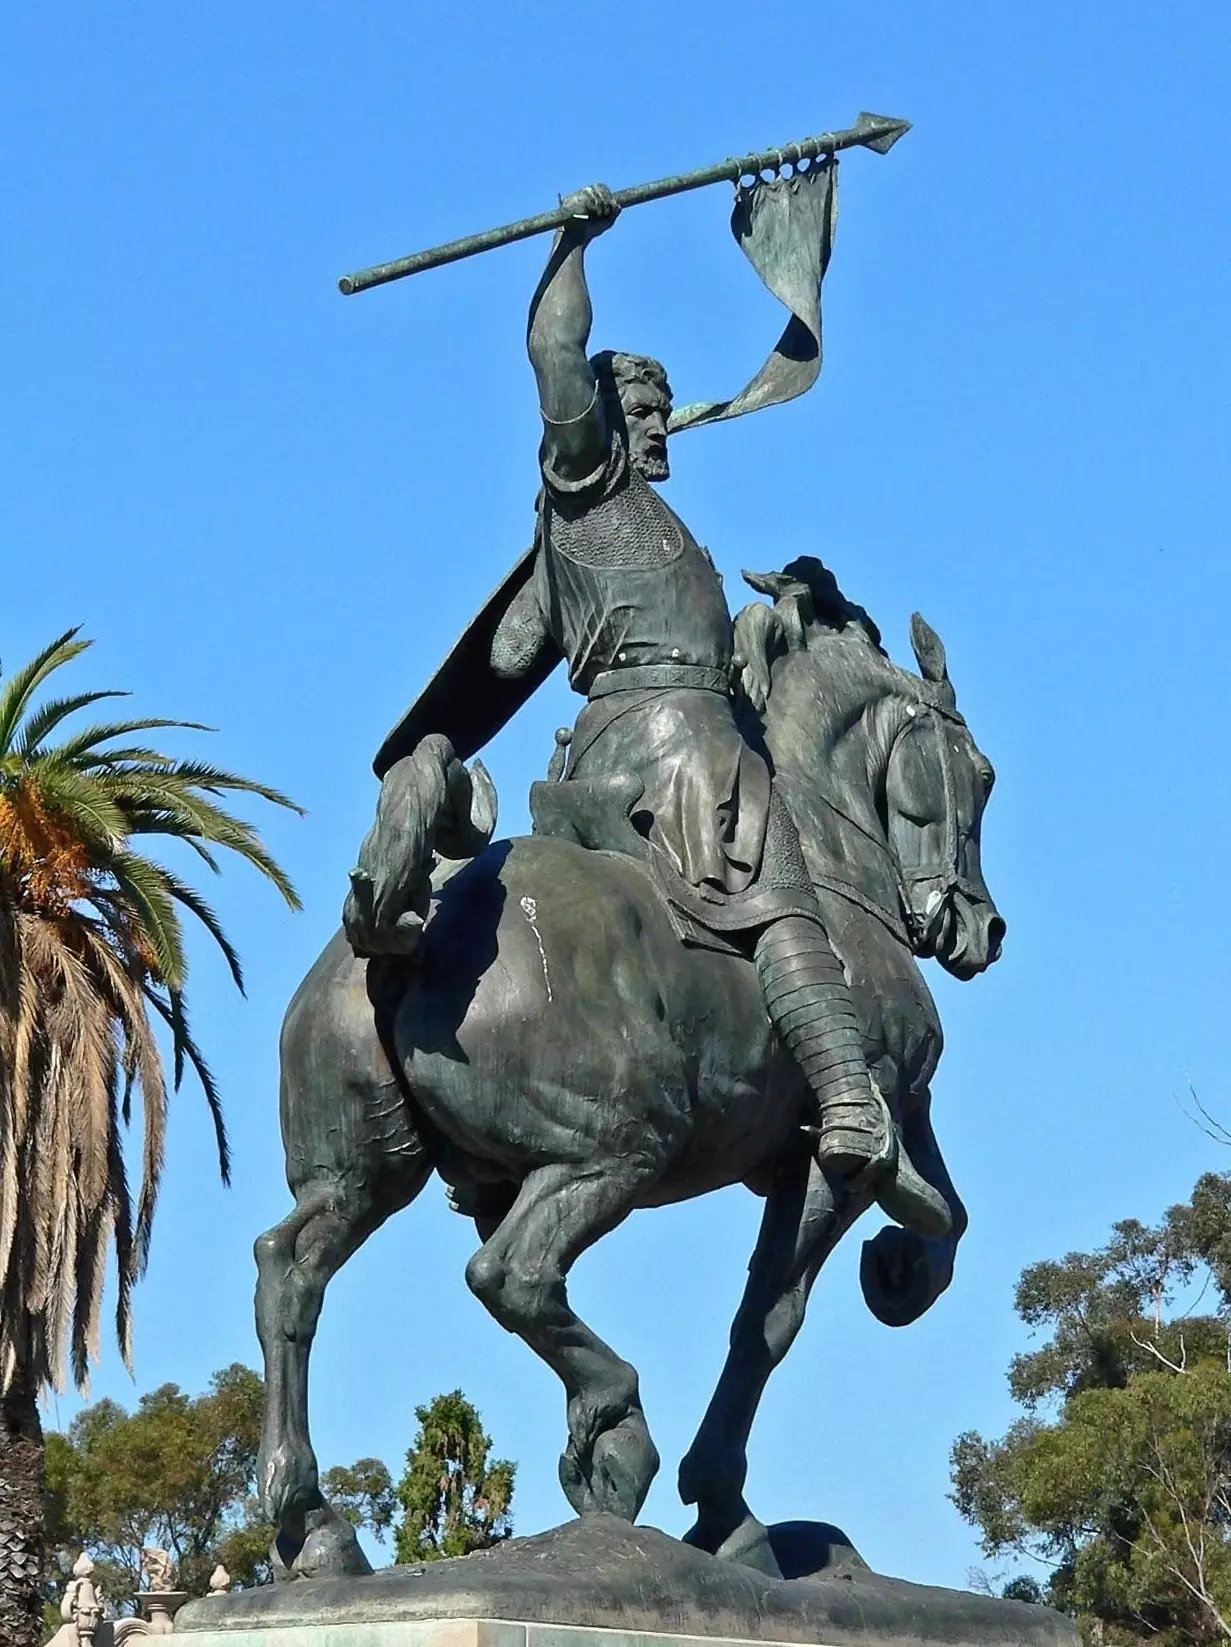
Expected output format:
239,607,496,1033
935,891,1005,979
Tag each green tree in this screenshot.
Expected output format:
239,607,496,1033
394,1391,515,1563
951,1172,1231,1645
0,630,301,1647
43,1364,395,1623
321,1457,397,1537
44,1364,269,1613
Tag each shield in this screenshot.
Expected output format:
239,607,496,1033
373,544,562,777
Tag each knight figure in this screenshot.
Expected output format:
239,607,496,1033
346,183,943,1234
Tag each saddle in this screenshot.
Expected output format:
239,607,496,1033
529,773,650,860
528,775,746,956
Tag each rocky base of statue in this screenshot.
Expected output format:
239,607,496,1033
176,1513,1075,1645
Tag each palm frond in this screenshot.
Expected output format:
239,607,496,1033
17,761,128,854
53,717,211,764
144,985,230,1184
106,851,186,987
103,778,301,910
1,629,299,1396
157,867,245,990
16,691,129,758
150,760,305,815
0,628,90,756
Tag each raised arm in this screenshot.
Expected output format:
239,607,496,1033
527,184,620,485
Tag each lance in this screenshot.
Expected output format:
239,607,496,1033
338,111,909,297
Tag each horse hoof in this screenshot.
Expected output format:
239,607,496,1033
873,1153,953,1239
591,1415,660,1520
710,1513,784,1578
271,1503,373,1582
559,1411,659,1521
860,1226,953,1326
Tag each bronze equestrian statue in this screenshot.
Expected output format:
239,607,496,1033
253,177,1004,1580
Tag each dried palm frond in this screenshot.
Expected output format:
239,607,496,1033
0,630,301,1395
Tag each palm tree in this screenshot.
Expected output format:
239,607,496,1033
0,629,301,1645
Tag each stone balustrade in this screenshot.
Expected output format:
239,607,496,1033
48,1548,230,1641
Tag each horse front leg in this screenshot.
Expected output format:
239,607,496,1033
466,1157,664,1523
860,1084,967,1327
679,1146,874,1573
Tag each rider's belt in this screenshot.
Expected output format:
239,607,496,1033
588,663,730,700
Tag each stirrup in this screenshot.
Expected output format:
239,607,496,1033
808,1089,952,1240
802,1086,897,1177
838,1087,899,1191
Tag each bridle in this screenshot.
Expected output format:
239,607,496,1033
892,687,982,951
807,681,975,955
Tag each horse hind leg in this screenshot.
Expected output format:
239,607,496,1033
465,1158,662,1522
255,1158,428,1573
255,933,431,1572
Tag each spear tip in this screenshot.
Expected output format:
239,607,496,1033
854,112,912,154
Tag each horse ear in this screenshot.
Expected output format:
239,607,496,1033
742,568,792,598
743,569,813,651
910,613,949,685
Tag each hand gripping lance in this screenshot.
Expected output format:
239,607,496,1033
337,112,910,296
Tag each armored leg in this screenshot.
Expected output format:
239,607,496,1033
754,913,889,1172
754,790,950,1236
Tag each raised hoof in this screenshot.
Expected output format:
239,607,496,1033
271,1503,373,1582
813,1094,952,1240
860,1224,956,1326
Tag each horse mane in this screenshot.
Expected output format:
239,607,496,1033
741,556,884,652
792,557,884,650
735,558,892,721
737,557,964,733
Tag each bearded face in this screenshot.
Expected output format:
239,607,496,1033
618,382,671,482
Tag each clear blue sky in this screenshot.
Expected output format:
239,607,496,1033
6,0,1230,1593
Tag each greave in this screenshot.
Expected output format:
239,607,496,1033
754,914,884,1170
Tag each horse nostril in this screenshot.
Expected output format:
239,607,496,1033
986,916,1006,960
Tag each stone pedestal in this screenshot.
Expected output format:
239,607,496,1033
176,1515,1076,1647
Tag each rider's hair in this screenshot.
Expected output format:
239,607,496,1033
590,351,672,416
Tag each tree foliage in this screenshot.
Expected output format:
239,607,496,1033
951,1172,1231,1644
44,1363,270,1615
44,1364,396,1619
321,1458,397,1536
394,1391,515,1563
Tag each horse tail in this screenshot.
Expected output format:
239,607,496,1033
342,733,497,960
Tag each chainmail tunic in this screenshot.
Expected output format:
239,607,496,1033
536,437,732,694
533,434,809,921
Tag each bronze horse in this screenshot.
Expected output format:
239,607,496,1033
254,564,1004,1575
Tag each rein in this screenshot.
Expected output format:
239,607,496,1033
795,684,970,956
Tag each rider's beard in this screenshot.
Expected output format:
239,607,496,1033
633,448,670,483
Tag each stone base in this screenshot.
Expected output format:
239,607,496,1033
176,1516,1075,1646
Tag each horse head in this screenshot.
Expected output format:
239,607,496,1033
737,558,1004,981
890,614,1004,980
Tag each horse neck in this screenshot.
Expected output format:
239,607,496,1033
761,631,903,917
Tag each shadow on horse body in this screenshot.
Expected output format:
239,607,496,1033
255,569,1004,1577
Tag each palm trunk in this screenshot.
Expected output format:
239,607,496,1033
0,1370,45,1647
